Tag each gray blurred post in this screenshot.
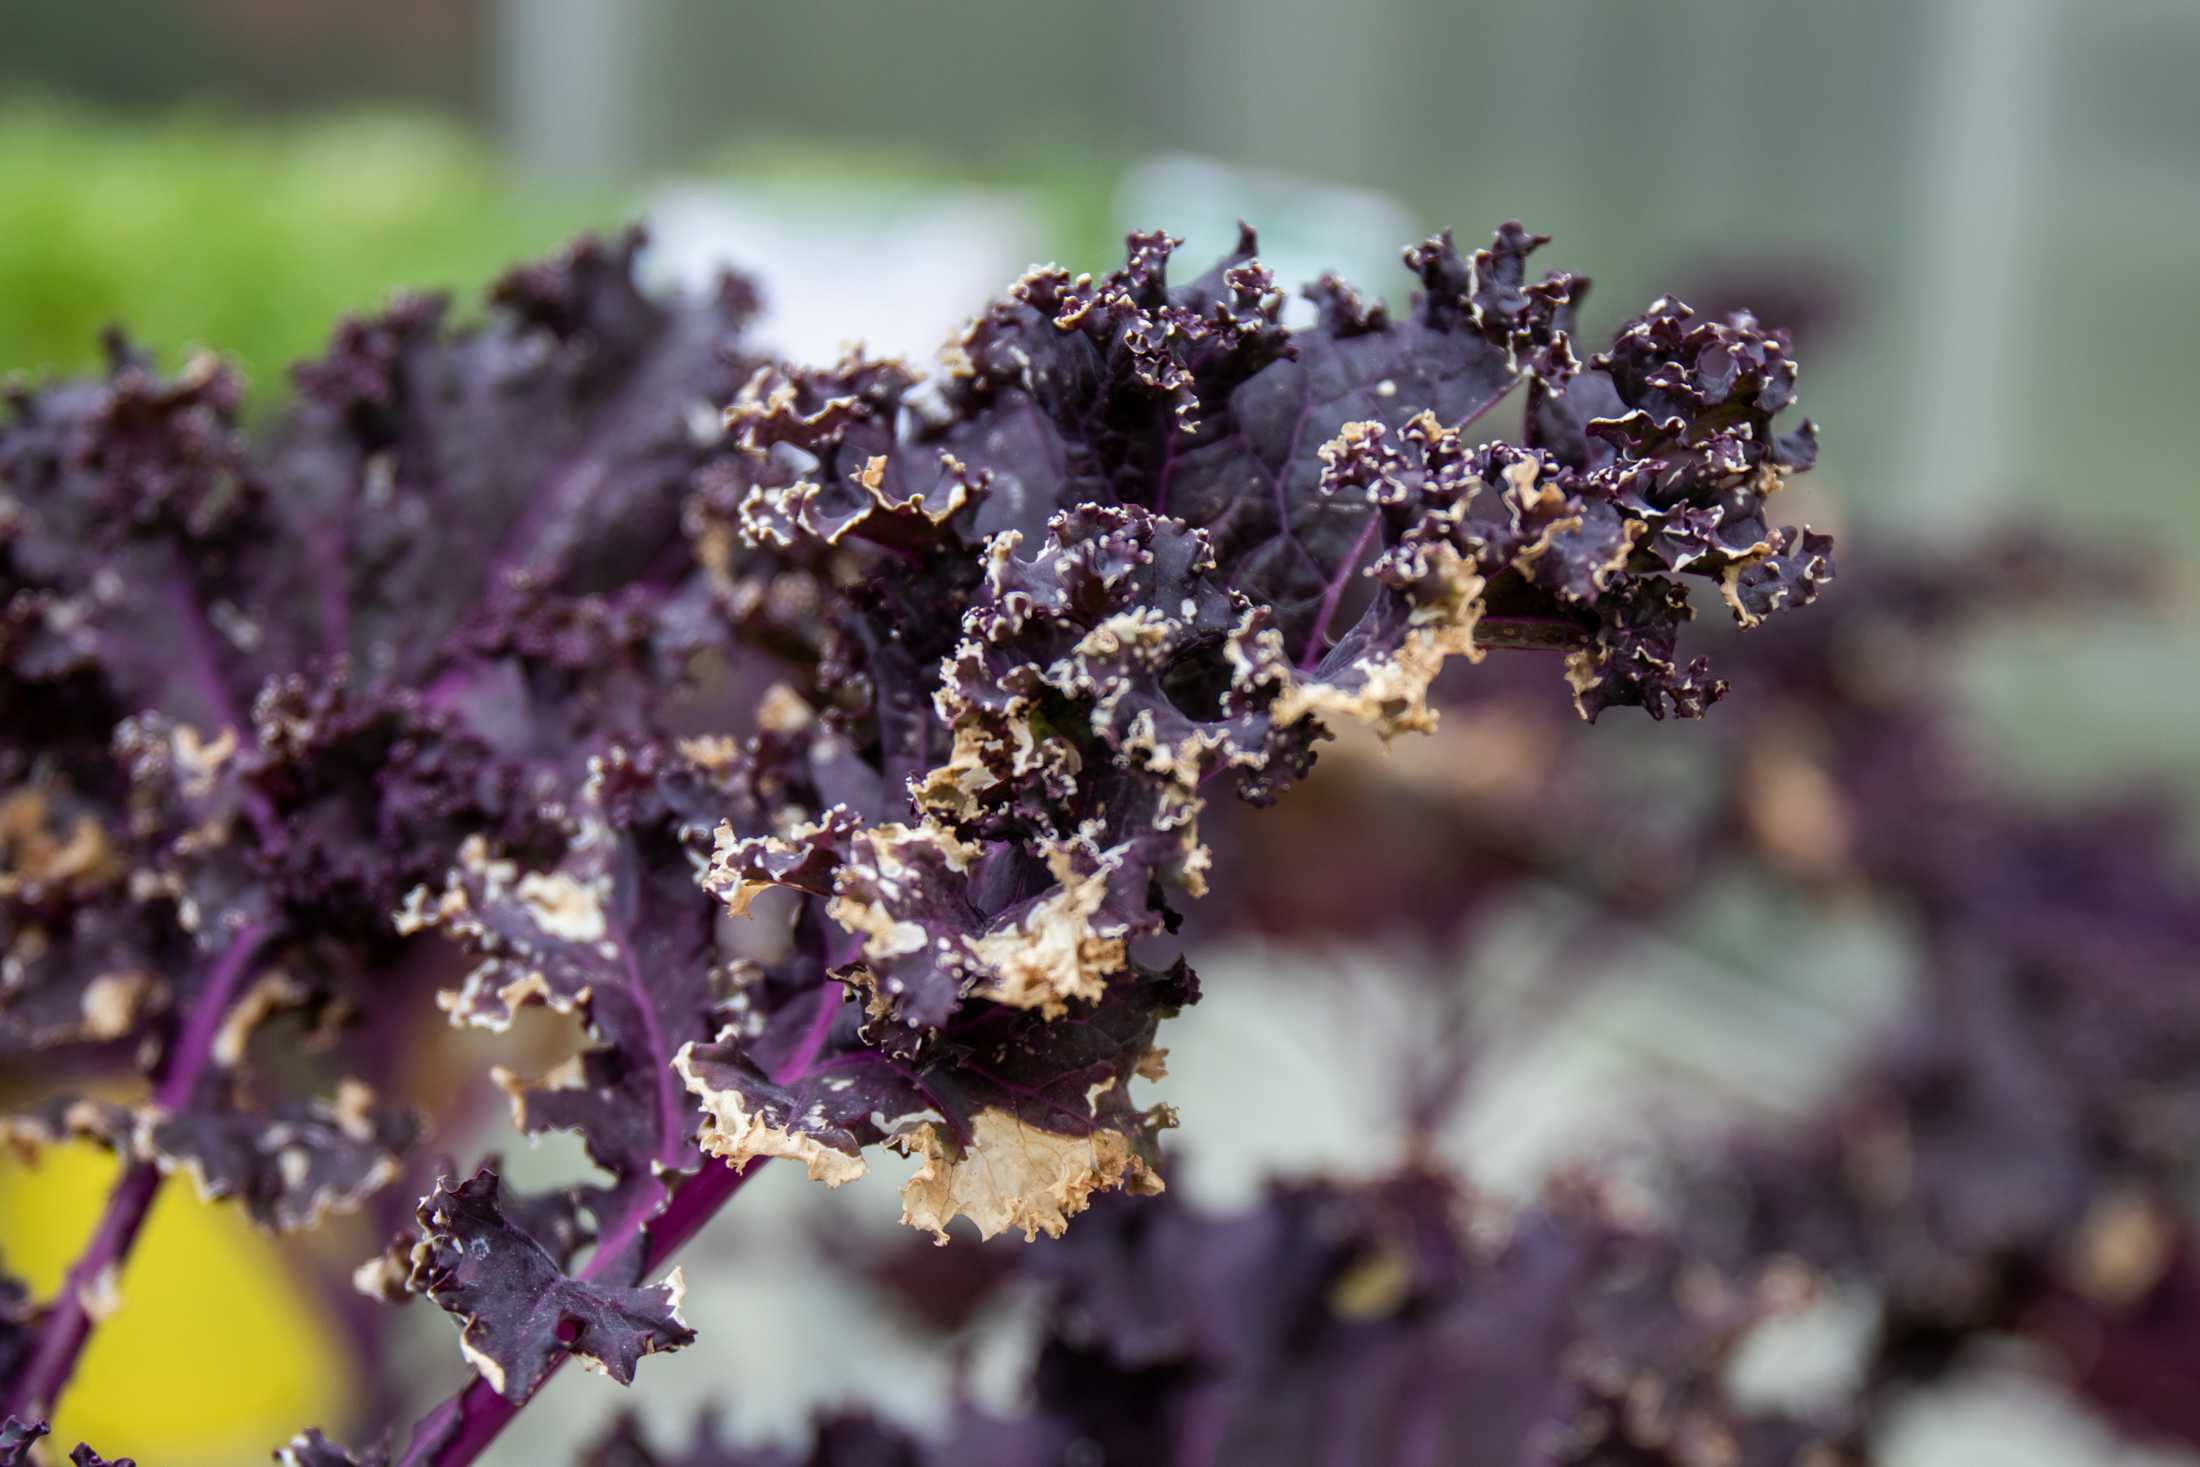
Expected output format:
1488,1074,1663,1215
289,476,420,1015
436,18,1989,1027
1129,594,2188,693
1907,0,2056,521
494,0,659,180
1165,0,1403,182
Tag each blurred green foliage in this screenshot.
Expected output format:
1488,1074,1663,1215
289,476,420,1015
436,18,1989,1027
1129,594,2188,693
0,101,603,393
0,103,1132,403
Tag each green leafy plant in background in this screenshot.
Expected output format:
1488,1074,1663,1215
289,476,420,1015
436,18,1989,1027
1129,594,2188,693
0,103,598,388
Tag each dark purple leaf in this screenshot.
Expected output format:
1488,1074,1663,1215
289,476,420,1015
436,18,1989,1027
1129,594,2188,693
404,1168,694,1403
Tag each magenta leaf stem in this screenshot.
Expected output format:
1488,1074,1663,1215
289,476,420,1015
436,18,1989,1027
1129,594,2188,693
393,1151,763,1467
3,920,273,1421
393,984,840,1466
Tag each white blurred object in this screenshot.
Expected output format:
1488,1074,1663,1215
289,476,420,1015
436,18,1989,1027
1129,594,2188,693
1113,154,1420,327
639,155,1419,372
639,183,1053,367
1725,1284,1880,1420
1880,1363,2200,1467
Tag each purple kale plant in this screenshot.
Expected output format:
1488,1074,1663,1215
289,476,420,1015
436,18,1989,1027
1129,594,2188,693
588,1169,1853,1467
1185,533,2200,1462
0,221,1834,1463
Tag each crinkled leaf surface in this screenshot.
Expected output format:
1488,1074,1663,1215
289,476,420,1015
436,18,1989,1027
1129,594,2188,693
404,1168,694,1403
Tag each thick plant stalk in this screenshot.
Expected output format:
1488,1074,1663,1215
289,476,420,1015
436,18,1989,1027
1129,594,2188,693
4,574,288,1421
393,984,843,1467
2,921,274,1420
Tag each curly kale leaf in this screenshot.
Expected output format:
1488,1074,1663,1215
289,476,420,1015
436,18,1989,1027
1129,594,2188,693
1,230,764,1241
401,1168,694,1403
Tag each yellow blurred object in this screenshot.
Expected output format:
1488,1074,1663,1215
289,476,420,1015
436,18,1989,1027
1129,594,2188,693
0,1143,354,1463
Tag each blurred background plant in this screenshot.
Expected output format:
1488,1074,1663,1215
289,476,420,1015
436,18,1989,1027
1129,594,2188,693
3,2,2198,1465
0,102,586,390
